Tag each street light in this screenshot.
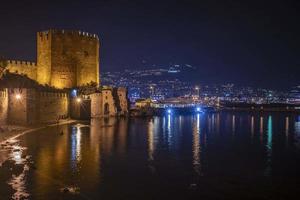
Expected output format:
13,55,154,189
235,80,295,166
76,97,82,103
167,109,172,115
15,94,21,100
149,85,154,98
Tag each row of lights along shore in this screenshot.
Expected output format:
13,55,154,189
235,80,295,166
166,107,203,115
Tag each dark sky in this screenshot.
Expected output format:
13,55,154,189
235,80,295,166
0,0,299,89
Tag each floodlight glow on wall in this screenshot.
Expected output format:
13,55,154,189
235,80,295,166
15,94,22,100
76,97,82,103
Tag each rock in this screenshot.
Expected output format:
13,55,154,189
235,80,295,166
63,188,69,193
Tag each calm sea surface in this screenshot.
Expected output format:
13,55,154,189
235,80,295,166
1,112,300,199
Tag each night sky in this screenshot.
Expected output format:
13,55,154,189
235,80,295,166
0,0,299,89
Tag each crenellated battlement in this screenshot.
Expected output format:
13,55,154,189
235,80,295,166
38,29,99,40
102,86,113,90
6,29,100,89
0,89,8,97
7,60,37,67
6,60,37,80
39,91,68,98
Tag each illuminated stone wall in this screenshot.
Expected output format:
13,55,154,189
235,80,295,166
8,29,100,89
37,92,69,123
37,32,52,85
37,30,100,88
0,87,129,125
102,88,117,116
116,87,129,115
0,89,8,125
70,97,91,120
7,89,37,125
4,88,68,125
91,93,103,118
90,87,129,118
6,60,37,80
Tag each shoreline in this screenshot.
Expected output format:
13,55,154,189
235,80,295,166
0,119,78,144
0,119,79,167
0,119,80,199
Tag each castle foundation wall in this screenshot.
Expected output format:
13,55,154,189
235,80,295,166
7,89,37,125
102,89,117,116
70,97,91,120
0,89,8,125
5,88,68,125
116,88,129,116
37,92,69,123
91,93,103,118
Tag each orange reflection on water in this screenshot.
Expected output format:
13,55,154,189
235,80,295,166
148,119,154,161
251,116,254,138
232,115,236,134
260,117,264,143
285,117,289,146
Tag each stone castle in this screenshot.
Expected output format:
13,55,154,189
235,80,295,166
0,29,128,125
7,29,100,88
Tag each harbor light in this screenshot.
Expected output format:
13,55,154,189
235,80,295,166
167,109,172,114
15,94,21,100
196,107,202,113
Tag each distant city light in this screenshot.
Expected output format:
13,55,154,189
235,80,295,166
196,107,201,112
15,94,21,100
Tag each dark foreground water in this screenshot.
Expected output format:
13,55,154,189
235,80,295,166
1,112,300,200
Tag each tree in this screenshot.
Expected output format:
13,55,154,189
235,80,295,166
0,56,8,79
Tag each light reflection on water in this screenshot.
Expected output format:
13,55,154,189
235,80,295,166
264,116,273,176
2,113,300,199
3,139,30,200
232,114,236,134
295,116,300,147
192,114,202,176
260,116,264,143
251,116,255,138
71,126,82,170
148,119,154,161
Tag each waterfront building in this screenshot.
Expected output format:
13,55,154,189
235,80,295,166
0,29,129,125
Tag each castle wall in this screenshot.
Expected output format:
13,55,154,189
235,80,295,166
6,29,100,89
37,92,69,123
116,88,129,115
2,87,128,125
70,97,91,120
102,89,117,116
7,60,37,80
0,89,8,125
37,32,52,85
90,88,129,118
36,30,100,89
91,93,103,118
5,88,68,125
7,89,36,125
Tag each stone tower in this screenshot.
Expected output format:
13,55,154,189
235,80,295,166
36,30,100,89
